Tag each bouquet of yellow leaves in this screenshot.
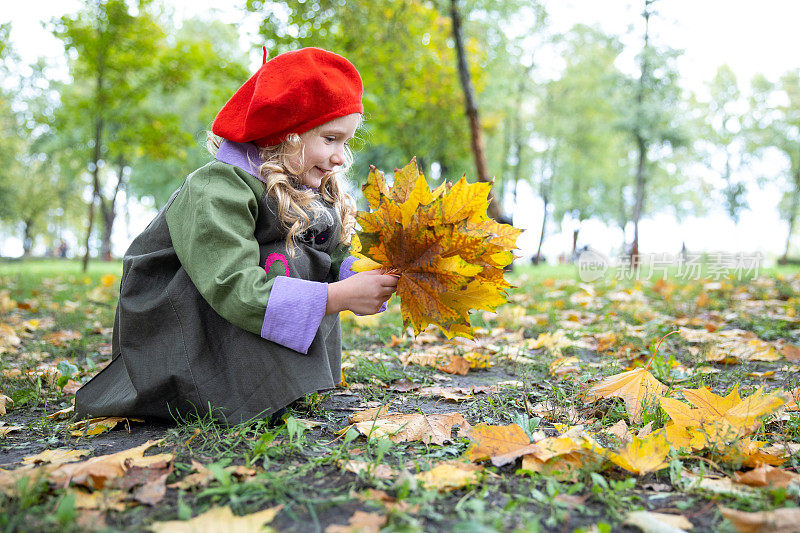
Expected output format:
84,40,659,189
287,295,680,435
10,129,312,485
350,158,521,338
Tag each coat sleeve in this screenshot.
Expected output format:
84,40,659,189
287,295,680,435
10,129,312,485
166,163,327,354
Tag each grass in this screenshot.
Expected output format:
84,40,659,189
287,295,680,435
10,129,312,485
1,258,800,531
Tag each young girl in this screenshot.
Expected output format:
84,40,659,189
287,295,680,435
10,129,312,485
75,48,398,425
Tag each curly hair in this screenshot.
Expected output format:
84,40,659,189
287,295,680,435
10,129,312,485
206,129,357,257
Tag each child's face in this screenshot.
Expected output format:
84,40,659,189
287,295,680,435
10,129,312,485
295,113,361,189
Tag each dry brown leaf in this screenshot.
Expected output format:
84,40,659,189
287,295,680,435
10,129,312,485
47,405,75,420
351,412,470,445
415,461,483,491
585,367,666,423
49,439,172,490
733,464,800,488
781,343,800,362
150,505,282,533
42,330,82,347
681,472,758,498
0,393,12,416
348,405,396,423
720,505,800,533
68,487,129,512
22,448,91,466
168,460,260,491
0,422,23,436
624,510,693,532
325,510,387,533
69,416,144,437
353,489,418,513
338,460,398,480
605,420,631,444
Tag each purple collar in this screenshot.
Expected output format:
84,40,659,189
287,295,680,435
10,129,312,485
215,140,265,182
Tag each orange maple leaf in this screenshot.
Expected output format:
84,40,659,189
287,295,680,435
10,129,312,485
351,158,521,338
585,367,667,423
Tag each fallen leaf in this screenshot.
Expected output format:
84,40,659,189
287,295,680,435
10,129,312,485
781,344,800,362
42,330,82,347
463,351,493,369
348,405,395,423
351,412,470,445
150,505,281,533
549,356,580,377
68,487,129,512
338,460,398,480
47,405,75,420
624,510,692,532
0,393,12,416
0,422,23,435
22,448,91,466
719,505,800,533
605,430,670,475
325,510,387,533
585,367,667,423
69,416,144,437
733,464,800,488
465,424,536,465
49,440,172,490
605,420,631,444
681,472,758,498
415,461,483,491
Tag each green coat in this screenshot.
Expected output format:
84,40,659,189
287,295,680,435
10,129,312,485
76,141,349,425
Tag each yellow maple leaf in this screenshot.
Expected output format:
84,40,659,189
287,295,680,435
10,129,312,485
351,158,520,338
465,423,535,464
149,505,282,533
415,461,483,492
605,430,671,475
585,368,667,423
659,385,786,451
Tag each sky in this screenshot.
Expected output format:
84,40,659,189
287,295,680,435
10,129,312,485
2,1,799,262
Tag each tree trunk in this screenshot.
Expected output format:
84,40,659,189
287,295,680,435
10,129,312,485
534,165,550,265
22,220,33,257
449,0,501,221
99,158,126,261
782,164,800,261
628,0,653,268
631,134,647,267
82,116,104,272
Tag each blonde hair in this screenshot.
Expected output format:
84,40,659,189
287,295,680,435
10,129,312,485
206,127,358,257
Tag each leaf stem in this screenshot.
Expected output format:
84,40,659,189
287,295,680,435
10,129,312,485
644,330,679,371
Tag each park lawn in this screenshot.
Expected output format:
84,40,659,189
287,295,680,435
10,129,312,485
1,258,799,532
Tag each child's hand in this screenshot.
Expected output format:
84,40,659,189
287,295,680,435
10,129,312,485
326,270,399,315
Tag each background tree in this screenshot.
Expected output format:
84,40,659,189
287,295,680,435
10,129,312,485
748,70,800,261
50,0,177,268
695,65,749,222
537,25,629,256
125,18,250,208
617,0,691,262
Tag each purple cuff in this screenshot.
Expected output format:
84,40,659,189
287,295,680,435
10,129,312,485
215,140,265,182
261,276,327,354
339,256,357,281
339,256,388,314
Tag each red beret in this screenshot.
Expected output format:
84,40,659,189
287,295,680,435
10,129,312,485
212,47,363,147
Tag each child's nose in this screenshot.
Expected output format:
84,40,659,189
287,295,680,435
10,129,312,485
330,148,344,166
